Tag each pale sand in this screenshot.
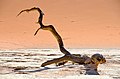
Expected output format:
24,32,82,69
0,49,119,79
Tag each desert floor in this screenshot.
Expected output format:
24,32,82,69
0,48,119,79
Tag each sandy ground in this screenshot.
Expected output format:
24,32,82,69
0,49,119,79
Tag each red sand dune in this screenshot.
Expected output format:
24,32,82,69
0,0,120,49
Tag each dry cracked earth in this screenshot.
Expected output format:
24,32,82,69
0,49,119,79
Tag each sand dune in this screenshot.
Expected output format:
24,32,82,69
0,0,120,49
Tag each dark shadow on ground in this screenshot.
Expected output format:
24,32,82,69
15,66,66,74
15,64,100,75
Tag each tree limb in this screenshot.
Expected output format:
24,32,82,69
17,7,106,68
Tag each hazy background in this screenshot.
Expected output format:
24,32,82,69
0,0,120,49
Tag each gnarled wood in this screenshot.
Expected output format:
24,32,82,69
41,54,87,67
17,7,71,55
17,7,106,68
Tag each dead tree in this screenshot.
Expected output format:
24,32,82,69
17,7,106,69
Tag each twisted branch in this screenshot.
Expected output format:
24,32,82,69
17,7,106,68
17,7,71,55
17,7,86,67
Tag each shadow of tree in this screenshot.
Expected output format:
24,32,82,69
84,64,99,75
15,65,100,75
85,69,99,75
15,66,65,73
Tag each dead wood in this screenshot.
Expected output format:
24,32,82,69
17,7,106,68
